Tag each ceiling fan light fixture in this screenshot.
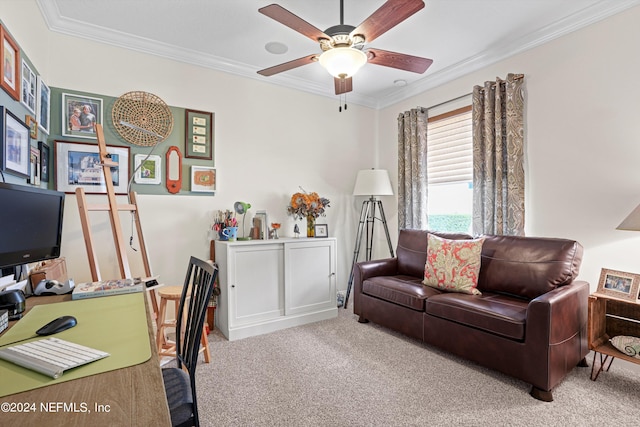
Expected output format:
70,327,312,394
319,47,367,78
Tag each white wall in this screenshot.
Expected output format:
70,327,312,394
5,1,640,296
377,5,640,291
1,1,378,288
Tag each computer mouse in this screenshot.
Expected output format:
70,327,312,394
36,315,78,336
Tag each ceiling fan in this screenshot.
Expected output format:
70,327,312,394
257,0,433,96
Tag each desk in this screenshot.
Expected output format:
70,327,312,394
0,294,171,426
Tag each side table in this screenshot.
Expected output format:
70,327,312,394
588,293,640,380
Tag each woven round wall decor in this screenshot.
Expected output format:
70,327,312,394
112,91,174,146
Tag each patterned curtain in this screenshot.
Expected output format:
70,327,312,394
397,108,428,230
472,73,525,236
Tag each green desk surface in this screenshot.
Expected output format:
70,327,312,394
0,293,151,397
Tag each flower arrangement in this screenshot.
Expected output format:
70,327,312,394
286,191,330,220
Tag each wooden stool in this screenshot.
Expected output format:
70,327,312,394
156,285,211,363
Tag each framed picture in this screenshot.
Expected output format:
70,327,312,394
36,76,50,135
54,140,130,194
596,268,640,302
134,154,161,185
0,25,20,101
61,93,103,139
185,109,214,160
314,224,329,238
25,115,37,139
29,146,40,185
0,106,30,178
21,60,37,114
254,210,269,240
191,165,216,192
38,141,50,182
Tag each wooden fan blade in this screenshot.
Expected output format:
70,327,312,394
257,54,318,76
366,48,432,73
335,77,353,95
259,4,330,42
351,0,425,43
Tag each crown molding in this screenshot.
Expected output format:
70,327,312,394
37,0,640,110
375,0,640,109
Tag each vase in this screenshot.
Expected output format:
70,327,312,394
306,214,316,238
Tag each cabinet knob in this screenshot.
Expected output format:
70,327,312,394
231,284,235,288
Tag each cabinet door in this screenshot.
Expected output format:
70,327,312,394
284,240,336,316
230,244,284,327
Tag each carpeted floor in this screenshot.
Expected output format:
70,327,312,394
194,308,640,426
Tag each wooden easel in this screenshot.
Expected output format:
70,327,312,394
75,124,159,316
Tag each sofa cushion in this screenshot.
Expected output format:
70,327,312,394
425,292,529,340
423,233,485,295
478,235,583,300
362,275,441,311
396,229,473,278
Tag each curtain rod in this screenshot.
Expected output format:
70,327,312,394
420,74,525,111
476,73,525,91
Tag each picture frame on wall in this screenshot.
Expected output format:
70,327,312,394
61,93,103,139
184,109,214,160
21,59,37,114
38,140,50,182
30,146,40,185
0,25,21,101
25,115,37,139
37,76,50,135
0,106,30,178
134,154,161,185
596,268,640,302
190,165,216,192
54,140,130,194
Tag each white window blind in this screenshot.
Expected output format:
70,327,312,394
427,107,472,185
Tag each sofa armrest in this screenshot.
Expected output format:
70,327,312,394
353,258,398,314
527,280,590,346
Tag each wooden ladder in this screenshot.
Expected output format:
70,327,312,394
75,123,159,316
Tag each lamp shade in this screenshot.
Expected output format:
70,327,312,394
353,169,393,196
617,203,640,231
319,47,367,78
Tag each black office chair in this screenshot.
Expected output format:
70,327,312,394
162,256,218,427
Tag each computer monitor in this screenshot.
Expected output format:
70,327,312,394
0,183,65,274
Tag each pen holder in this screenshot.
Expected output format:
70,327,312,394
221,226,238,241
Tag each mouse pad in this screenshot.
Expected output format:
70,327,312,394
0,293,151,397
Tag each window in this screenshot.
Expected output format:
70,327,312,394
427,105,473,233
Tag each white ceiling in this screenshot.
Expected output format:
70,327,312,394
36,0,640,109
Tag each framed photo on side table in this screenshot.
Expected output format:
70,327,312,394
55,140,129,194
596,268,640,302
0,106,30,178
185,109,213,160
314,224,329,238
0,25,20,101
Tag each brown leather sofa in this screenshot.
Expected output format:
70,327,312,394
353,229,589,401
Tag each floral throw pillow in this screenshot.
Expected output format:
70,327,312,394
610,335,640,359
423,233,485,295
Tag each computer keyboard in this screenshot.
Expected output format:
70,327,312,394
0,337,109,379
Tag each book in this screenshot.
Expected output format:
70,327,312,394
72,277,150,300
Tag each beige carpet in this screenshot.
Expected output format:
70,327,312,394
194,308,640,426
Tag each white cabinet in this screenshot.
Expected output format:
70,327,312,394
215,238,337,341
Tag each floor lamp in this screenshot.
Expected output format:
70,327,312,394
344,169,395,309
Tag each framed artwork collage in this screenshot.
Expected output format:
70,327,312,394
1,23,51,186
1,18,216,195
